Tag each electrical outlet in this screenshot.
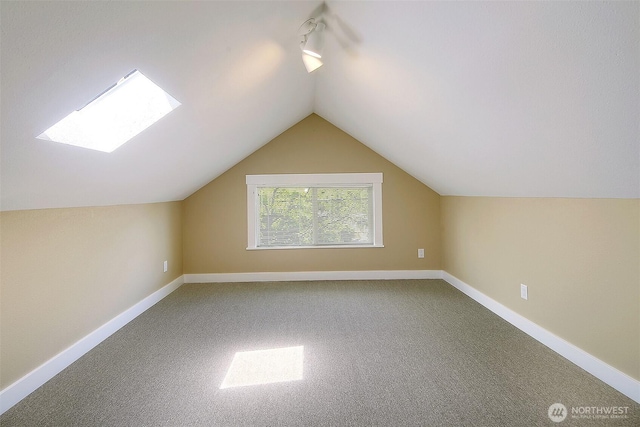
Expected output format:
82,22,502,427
520,284,528,300
418,249,425,259
163,260,168,273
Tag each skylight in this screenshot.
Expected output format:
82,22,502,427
37,70,180,153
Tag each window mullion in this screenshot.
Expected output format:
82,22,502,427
312,187,318,245
368,186,373,243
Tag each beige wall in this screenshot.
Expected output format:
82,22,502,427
0,113,636,397
0,202,183,388
441,196,640,380
183,114,441,273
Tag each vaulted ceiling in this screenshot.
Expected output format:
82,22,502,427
1,1,638,211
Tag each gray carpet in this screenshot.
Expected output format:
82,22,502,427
1,279,638,426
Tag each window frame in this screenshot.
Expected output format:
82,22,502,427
246,173,383,250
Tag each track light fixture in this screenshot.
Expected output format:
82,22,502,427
303,21,325,58
301,53,323,73
299,18,325,73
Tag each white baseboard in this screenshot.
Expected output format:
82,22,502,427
0,275,185,415
441,271,640,404
184,270,443,283
4,271,636,415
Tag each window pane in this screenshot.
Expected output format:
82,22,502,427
258,187,313,246
257,186,372,247
315,187,372,245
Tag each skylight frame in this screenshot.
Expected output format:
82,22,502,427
37,69,181,153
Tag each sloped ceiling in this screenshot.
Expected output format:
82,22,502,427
1,1,638,211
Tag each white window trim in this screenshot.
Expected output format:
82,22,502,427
246,173,383,250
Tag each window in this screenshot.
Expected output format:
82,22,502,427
37,70,181,153
246,173,383,249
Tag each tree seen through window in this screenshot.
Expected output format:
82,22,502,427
258,186,373,247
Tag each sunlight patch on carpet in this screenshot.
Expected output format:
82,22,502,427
220,346,304,389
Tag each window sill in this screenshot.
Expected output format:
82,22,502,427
246,244,384,251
